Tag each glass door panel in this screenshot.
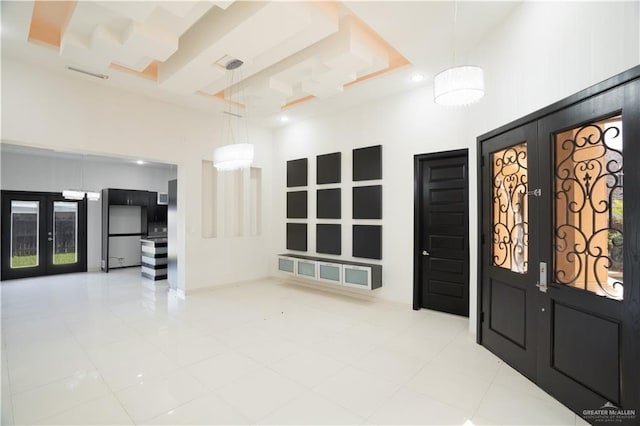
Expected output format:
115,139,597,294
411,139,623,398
492,142,529,273
53,201,78,265
10,201,40,269
554,115,623,300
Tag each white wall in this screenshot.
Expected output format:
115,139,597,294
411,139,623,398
272,1,639,333
1,59,274,294
272,87,467,304
464,0,639,332
0,149,176,270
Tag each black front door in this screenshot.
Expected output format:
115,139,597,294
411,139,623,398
535,80,640,419
1,191,87,280
414,149,469,316
480,122,539,380
480,74,640,424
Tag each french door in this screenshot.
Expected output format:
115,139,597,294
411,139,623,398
480,75,639,423
1,191,87,280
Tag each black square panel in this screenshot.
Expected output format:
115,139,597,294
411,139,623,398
287,191,307,219
352,225,382,260
353,145,382,181
286,223,307,251
353,185,382,219
317,188,341,219
287,158,308,187
316,224,341,255
317,152,341,184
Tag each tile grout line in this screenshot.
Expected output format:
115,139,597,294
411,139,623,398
259,363,367,425
357,323,461,424
468,357,503,422
48,285,139,426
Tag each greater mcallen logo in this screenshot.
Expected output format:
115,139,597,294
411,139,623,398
582,401,636,423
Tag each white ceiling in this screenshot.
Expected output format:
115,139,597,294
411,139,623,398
1,1,520,128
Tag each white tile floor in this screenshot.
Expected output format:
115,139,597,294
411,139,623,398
0,269,585,425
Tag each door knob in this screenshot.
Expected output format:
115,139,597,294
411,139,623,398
422,250,430,256
47,237,53,241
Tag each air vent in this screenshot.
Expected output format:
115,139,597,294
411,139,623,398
66,66,109,80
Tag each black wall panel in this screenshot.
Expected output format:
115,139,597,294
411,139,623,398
353,185,382,219
317,188,341,219
352,225,382,259
287,158,308,187
316,224,341,255
286,223,307,251
317,152,341,184
353,145,382,181
286,191,307,219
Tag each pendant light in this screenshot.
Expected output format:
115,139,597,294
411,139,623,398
213,59,254,171
434,2,485,106
63,154,101,201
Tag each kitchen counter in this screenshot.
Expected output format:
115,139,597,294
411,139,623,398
140,238,168,280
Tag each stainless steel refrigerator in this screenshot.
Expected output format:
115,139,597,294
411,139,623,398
167,179,177,290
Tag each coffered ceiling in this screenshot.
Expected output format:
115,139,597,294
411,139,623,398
1,1,520,126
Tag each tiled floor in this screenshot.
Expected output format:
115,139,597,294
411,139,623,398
1,269,585,425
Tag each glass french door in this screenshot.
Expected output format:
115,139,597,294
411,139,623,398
481,76,640,422
1,191,87,280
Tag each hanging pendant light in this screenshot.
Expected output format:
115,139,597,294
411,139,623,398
213,58,254,171
62,190,85,200
63,155,101,201
434,65,484,106
213,143,254,171
434,2,485,106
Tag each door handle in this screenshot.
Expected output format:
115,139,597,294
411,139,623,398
47,237,53,242
422,250,430,256
536,262,548,292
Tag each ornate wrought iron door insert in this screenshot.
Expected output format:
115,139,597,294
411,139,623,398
554,115,623,300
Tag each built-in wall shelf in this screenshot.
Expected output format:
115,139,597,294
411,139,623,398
277,254,382,290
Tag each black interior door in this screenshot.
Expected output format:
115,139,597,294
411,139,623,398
1,191,87,281
535,80,640,420
414,150,469,316
480,122,539,380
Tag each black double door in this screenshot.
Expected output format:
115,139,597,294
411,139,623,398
480,74,640,423
414,149,469,316
1,191,87,280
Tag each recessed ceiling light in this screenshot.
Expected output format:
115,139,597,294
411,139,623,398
280,115,289,122
136,160,145,165
411,73,425,83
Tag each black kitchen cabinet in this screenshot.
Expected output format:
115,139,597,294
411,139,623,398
106,189,148,206
147,192,167,223
101,188,166,272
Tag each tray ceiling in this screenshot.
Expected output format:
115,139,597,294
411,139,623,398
2,1,520,125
